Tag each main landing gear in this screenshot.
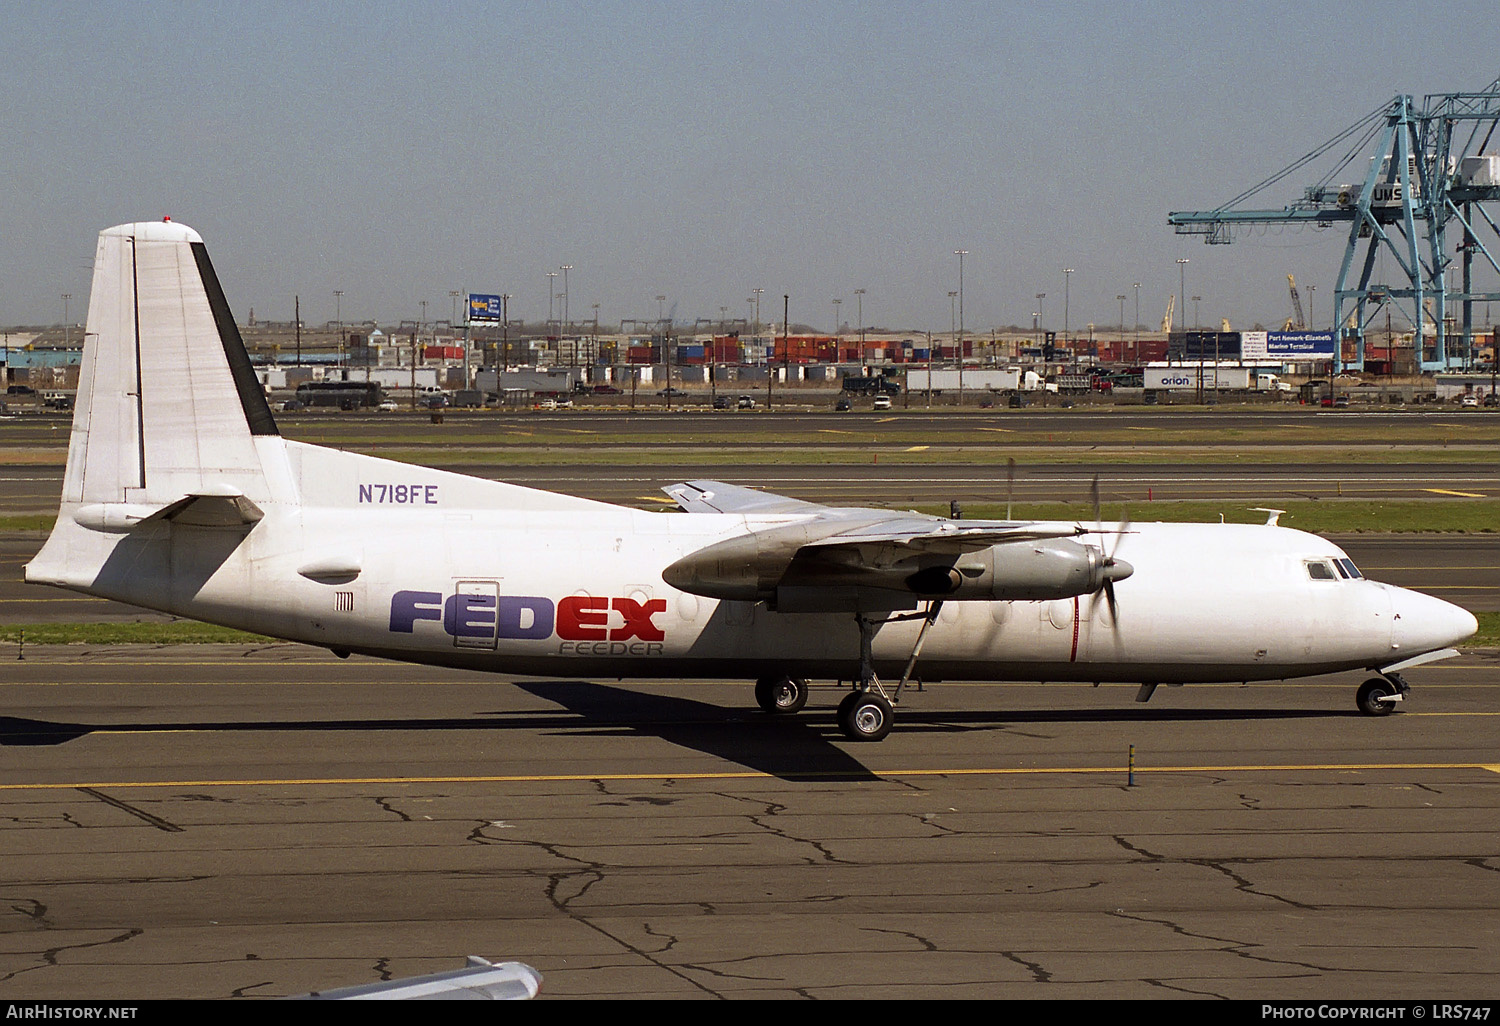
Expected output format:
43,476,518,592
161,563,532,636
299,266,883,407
753,604,942,743
754,674,809,715
1356,672,1410,716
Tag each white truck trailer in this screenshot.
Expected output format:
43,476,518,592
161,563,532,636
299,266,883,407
908,367,1046,393
1144,366,1290,392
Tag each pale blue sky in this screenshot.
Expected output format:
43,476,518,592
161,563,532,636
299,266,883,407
4,1,1497,335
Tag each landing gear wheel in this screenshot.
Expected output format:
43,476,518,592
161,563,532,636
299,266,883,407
837,690,894,742
1357,678,1399,716
755,675,809,715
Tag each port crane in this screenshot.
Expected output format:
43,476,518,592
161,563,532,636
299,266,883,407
1169,74,1500,370
1287,275,1307,331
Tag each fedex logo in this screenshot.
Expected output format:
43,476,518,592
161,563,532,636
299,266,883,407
389,589,665,644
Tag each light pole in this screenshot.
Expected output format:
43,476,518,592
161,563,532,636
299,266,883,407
1192,295,1202,330
501,293,511,369
560,264,573,335
1063,268,1074,359
832,297,841,336
334,290,344,369
1176,258,1189,334
1132,282,1141,362
547,273,559,334
955,249,968,356
854,288,865,366
752,288,764,335
449,290,461,327
62,293,70,350
1036,293,1046,353
1117,295,1126,359
948,291,957,358
1307,284,1316,328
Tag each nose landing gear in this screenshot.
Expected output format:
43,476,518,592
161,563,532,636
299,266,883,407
1356,672,1410,716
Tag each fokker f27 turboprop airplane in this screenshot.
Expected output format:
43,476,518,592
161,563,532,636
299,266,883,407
25,221,1479,741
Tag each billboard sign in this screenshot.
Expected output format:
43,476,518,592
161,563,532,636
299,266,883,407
1267,331,1336,357
468,294,504,323
1240,331,1269,360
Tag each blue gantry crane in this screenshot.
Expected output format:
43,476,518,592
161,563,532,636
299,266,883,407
1169,75,1500,371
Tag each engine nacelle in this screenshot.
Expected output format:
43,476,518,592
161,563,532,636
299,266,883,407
664,531,1131,607
905,538,1131,601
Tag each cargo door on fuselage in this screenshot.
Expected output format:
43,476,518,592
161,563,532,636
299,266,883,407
451,579,500,649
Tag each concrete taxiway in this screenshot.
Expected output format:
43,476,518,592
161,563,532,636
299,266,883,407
2,645,1497,999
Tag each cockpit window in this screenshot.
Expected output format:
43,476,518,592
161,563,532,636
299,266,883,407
1305,560,1337,581
1335,558,1364,579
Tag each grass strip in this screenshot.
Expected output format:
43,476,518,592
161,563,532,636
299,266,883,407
0,622,275,645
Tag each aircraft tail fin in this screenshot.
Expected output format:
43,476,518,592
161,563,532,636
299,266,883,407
60,220,284,509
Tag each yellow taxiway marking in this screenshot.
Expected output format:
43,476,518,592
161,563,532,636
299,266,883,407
976,428,1013,433
5,762,1499,791
904,445,930,452
1424,488,1487,497
876,417,899,423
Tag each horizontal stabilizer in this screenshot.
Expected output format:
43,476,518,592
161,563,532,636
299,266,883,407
72,486,264,532
147,489,265,527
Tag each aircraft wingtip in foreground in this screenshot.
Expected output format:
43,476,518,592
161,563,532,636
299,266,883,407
24,221,1479,741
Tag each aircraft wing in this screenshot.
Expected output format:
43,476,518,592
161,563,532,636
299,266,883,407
666,479,1077,549
664,479,824,515
662,481,1093,610
801,516,1080,553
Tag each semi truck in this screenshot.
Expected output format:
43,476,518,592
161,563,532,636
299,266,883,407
1144,366,1291,392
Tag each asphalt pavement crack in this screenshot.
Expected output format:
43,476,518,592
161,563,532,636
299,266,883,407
6,897,48,925
78,787,183,832
723,792,848,864
1001,950,1053,983
373,796,412,822
0,928,142,986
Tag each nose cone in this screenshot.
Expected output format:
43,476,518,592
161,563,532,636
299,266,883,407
1390,588,1478,655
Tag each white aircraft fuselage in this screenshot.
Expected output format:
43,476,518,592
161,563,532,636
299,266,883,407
23,221,1479,740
